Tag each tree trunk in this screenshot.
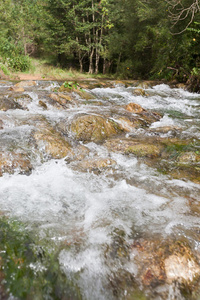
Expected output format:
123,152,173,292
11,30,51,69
89,47,94,74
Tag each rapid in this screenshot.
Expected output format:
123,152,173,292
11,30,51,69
0,80,200,299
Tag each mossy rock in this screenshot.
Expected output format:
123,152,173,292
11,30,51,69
126,144,162,158
71,114,122,142
58,85,95,100
177,151,200,165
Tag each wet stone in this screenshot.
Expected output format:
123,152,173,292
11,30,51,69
71,114,122,142
0,98,23,111
125,102,146,114
0,152,32,176
72,157,117,172
14,80,37,88
126,144,163,158
33,120,73,159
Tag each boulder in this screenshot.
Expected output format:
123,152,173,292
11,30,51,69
33,121,72,159
125,103,145,114
0,120,3,129
132,239,200,288
0,98,23,111
71,114,122,142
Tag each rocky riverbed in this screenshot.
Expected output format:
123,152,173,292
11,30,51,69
0,79,200,299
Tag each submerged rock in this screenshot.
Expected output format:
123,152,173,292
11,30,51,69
34,124,72,159
11,94,32,110
65,145,90,163
71,114,122,142
0,152,32,176
132,239,200,290
0,98,23,111
73,157,116,172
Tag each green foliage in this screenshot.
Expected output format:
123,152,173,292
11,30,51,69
0,0,200,83
0,63,10,76
63,81,80,89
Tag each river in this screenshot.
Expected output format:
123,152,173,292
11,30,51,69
0,80,200,299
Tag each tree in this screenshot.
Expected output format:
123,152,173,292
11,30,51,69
166,0,200,33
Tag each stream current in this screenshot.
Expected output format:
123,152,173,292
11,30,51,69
0,80,200,299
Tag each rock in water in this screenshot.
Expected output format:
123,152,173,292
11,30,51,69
71,114,122,142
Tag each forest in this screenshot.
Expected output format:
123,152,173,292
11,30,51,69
0,0,200,87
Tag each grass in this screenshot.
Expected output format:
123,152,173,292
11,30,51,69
14,57,115,81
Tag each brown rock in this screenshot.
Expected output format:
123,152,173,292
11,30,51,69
150,126,181,134
14,81,36,88
164,254,200,284
9,86,25,92
71,114,122,142
0,152,32,176
65,145,90,163
33,121,72,159
0,98,23,111
132,239,200,288
125,103,145,114
49,93,60,102
126,143,162,158
132,88,147,96
58,92,73,102
11,94,32,109
38,100,47,109
177,152,200,164
115,117,140,132
76,158,116,171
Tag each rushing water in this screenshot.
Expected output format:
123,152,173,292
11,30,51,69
0,80,200,299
